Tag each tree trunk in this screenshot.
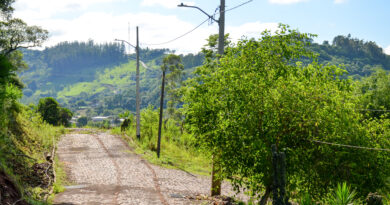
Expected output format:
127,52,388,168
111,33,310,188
211,155,221,196
259,185,271,205
157,70,165,158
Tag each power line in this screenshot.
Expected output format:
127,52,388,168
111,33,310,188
142,18,209,46
357,109,390,112
142,0,254,47
225,0,253,12
308,139,390,152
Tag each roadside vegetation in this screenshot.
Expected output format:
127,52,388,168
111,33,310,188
2,0,390,203
0,1,70,204
111,25,390,204
112,105,211,175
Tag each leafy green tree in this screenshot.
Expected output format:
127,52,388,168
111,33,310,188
37,97,72,127
183,24,390,201
157,54,184,158
59,107,72,127
357,68,390,119
76,116,89,127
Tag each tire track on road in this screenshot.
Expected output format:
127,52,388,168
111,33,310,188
92,133,121,205
140,159,169,205
116,135,169,205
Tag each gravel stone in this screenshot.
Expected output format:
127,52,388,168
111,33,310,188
54,131,247,205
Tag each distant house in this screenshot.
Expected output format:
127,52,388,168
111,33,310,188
91,116,110,122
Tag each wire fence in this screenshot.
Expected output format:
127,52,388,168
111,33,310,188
308,139,390,152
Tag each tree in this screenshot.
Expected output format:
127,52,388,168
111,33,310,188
157,54,184,158
357,68,390,119
183,24,390,201
76,116,89,127
59,107,72,127
37,97,73,127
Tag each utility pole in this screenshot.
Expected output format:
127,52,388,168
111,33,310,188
157,69,165,158
178,0,225,196
136,26,141,140
217,0,225,58
114,26,141,141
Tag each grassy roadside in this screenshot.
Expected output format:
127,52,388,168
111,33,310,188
111,127,211,176
0,106,68,204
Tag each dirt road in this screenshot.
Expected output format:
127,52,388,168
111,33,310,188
53,130,241,205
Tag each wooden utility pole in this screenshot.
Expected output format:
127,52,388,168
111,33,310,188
157,70,165,158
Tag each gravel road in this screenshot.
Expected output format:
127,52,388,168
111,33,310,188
53,131,244,205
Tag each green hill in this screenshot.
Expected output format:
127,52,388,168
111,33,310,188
19,35,390,117
20,41,203,116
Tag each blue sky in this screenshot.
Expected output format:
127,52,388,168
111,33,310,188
13,0,390,54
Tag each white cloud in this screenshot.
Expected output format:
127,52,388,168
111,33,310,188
14,0,120,19
334,0,348,4
141,0,194,9
268,0,309,5
385,45,390,55
12,0,277,54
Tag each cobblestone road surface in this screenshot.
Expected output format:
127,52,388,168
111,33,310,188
53,131,243,205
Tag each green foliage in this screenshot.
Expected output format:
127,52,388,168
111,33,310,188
0,18,48,56
76,116,89,127
37,97,73,127
115,105,210,175
326,183,357,205
299,193,316,205
308,34,390,76
183,24,390,199
357,69,390,119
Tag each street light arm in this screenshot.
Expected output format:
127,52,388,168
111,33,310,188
178,3,218,23
114,38,136,49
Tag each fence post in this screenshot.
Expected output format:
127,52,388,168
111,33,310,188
272,144,290,205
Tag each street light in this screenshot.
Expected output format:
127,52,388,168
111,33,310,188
177,3,219,23
115,38,136,49
178,0,225,197
178,1,225,57
114,26,141,140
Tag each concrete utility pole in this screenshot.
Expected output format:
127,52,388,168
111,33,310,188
114,26,141,140
217,0,225,58
136,26,141,140
178,0,225,196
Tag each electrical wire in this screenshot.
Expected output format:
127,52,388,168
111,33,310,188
225,0,253,13
141,18,210,46
308,139,390,152
141,0,254,46
357,109,390,112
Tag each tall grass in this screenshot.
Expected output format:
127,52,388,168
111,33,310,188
0,104,66,204
113,105,211,175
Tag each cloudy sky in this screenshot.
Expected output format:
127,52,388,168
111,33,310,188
13,0,390,54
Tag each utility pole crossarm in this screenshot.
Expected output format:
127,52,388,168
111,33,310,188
177,3,219,23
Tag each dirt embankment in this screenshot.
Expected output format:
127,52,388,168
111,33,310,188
0,171,29,205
